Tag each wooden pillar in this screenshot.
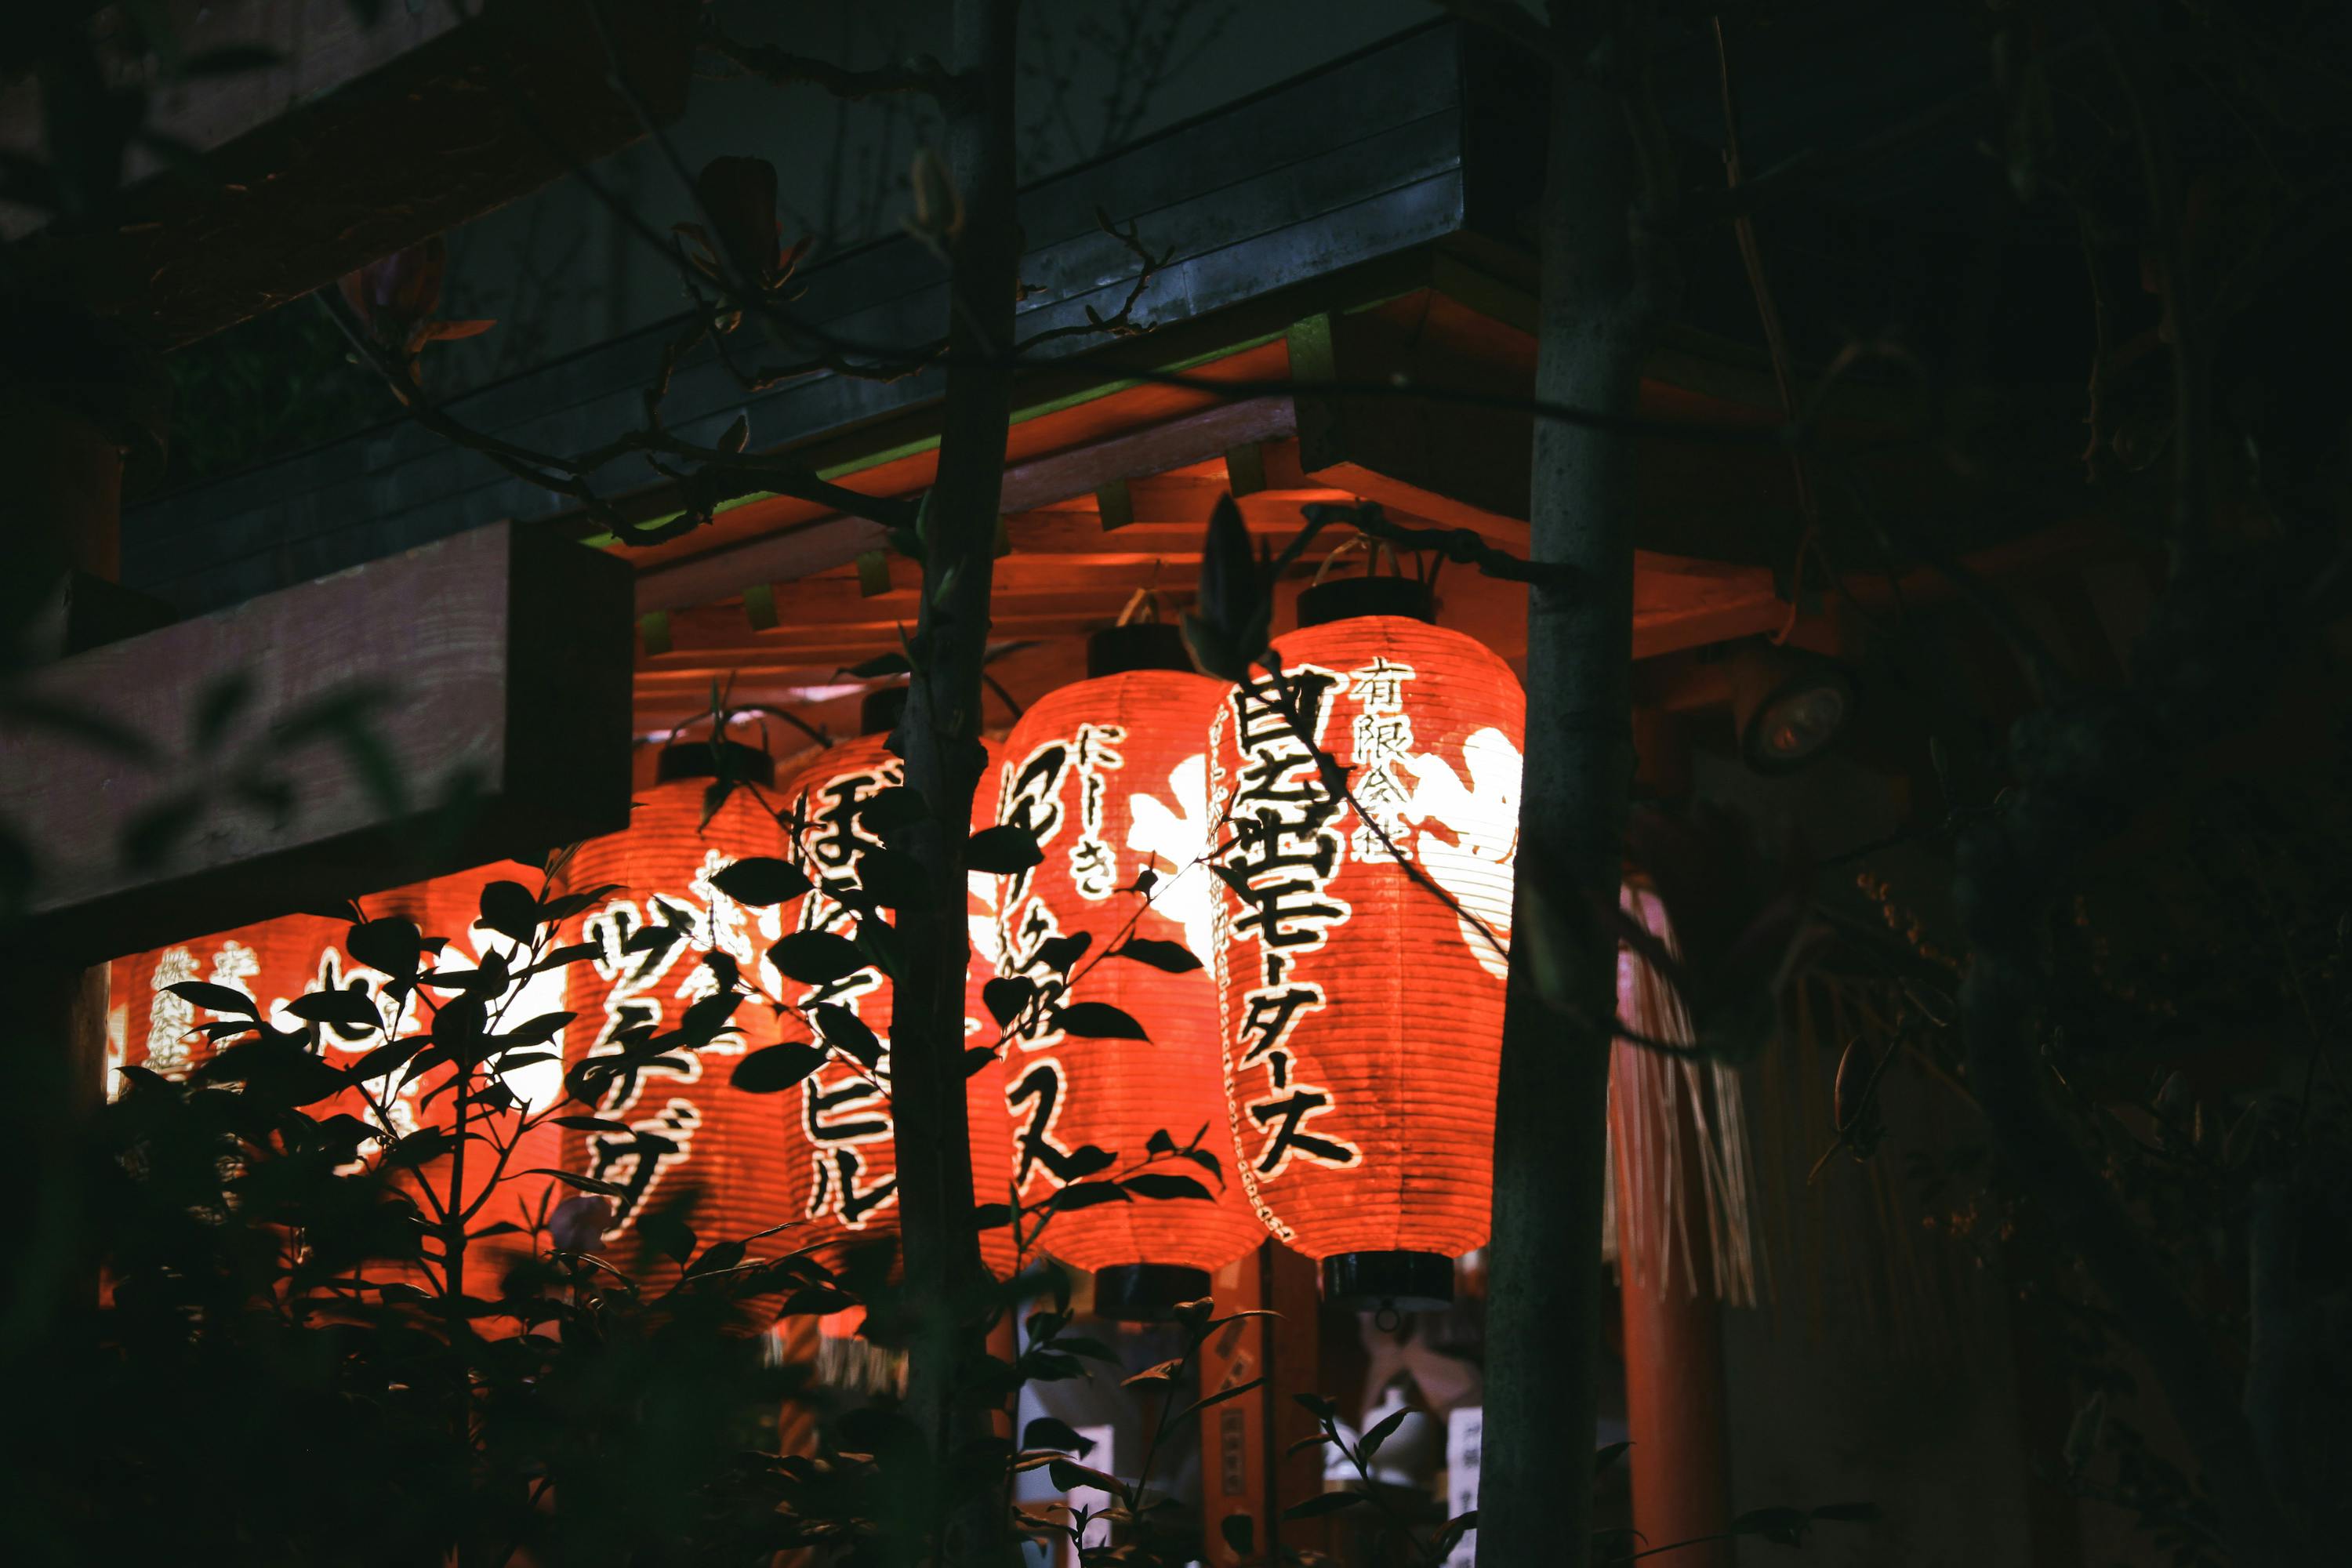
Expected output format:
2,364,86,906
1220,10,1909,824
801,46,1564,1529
1617,1072,1733,1566
1198,1243,1326,1565
1621,1267,1731,1565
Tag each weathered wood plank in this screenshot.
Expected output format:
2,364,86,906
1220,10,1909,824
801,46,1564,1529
3,522,633,957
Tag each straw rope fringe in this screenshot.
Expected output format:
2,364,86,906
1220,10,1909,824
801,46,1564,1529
1602,883,1770,1307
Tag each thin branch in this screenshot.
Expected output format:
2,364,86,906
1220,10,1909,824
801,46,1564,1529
1013,205,1172,350
1301,499,1581,590
318,289,919,541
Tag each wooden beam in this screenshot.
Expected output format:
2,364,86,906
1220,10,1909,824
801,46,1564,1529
631,396,1300,614
4,522,633,957
6,0,700,349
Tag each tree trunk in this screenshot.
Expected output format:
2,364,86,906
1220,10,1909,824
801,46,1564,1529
1479,19,1658,1568
887,0,1022,1533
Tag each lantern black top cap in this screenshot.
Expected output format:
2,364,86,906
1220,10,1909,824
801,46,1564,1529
656,738,775,789
1297,575,1436,629
1087,621,1194,677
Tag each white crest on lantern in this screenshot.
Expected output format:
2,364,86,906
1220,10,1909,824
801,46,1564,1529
444,915,574,1115
1125,750,1219,967
1397,725,1522,980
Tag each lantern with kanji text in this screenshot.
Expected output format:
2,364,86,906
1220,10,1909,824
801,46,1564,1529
989,622,1262,1319
1206,578,1523,1309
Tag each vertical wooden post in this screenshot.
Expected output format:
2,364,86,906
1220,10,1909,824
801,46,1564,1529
1618,1196,1731,1565
1196,1243,1327,1565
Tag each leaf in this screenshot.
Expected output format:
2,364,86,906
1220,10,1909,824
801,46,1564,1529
717,412,750,454
967,824,1044,874
1022,1417,1095,1457
1047,1181,1131,1211
982,976,1036,1028
1174,1376,1264,1428
1035,931,1092,974
1122,1172,1213,1202
840,652,911,679
347,918,422,981
1730,1508,1813,1545
688,1239,748,1277
711,856,813,907
733,1042,826,1093
1219,1515,1255,1557
498,1011,574,1047
1434,1512,1478,1557
1122,1359,1185,1389
1064,1144,1118,1180
768,931,869,985
553,1114,633,1133
1594,1440,1632,1475
522,1169,627,1196
1359,1406,1410,1462
422,318,497,342
1285,1430,1335,1457
165,981,258,1017
858,786,928,833
286,986,381,1028
345,1035,427,1085
1054,1002,1149,1042
1283,1492,1366,1521
638,1210,695,1266
811,1004,883,1069
1046,1458,1125,1500
1293,1392,1338,1421
1108,938,1202,973
477,880,539,945
964,1047,999,1078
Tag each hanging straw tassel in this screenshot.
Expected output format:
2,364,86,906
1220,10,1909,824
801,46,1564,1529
1604,881,1769,1307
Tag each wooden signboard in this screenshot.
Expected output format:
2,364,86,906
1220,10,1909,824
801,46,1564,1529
4,521,633,958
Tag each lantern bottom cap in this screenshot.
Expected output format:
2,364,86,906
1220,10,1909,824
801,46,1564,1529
1320,1250,1454,1312
1092,1263,1214,1323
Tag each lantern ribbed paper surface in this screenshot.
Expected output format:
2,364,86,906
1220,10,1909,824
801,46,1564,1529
562,765,800,1275
771,733,1021,1281
1207,615,1523,1291
993,669,1262,1290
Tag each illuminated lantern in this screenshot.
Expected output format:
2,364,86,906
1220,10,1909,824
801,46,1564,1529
108,877,564,1277
774,692,1021,1281
992,623,1262,1317
1207,579,1523,1308
561,739,800,1276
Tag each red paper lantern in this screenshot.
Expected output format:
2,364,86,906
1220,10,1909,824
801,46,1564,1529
771,712,1022,1281
1207,583,1523,1308
561,741,800,1276
990,625,1262,1317
107,869,563,1278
